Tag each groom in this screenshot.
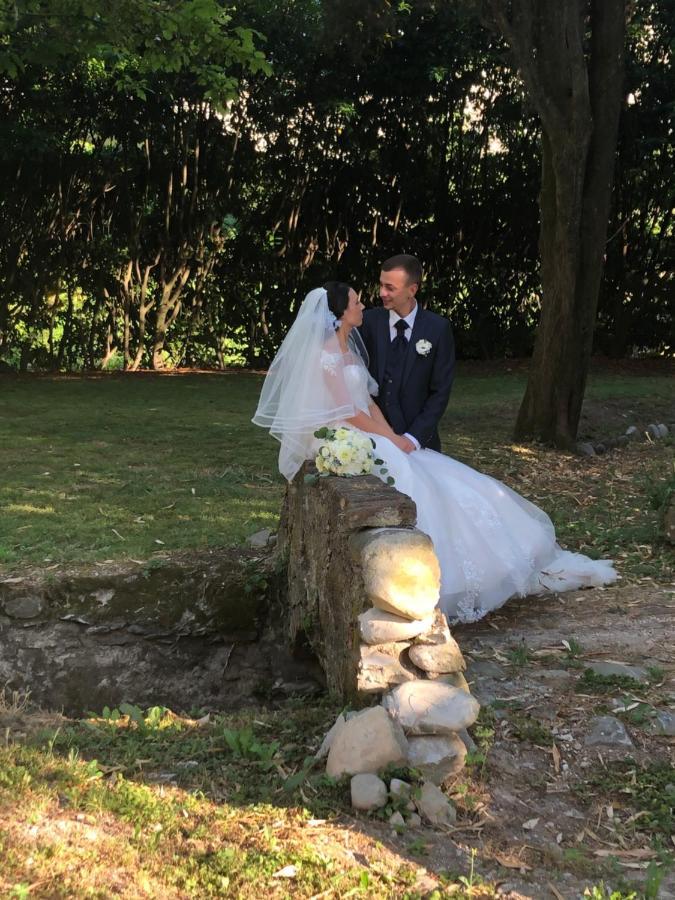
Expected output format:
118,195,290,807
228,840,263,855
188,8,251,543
359,254,455,452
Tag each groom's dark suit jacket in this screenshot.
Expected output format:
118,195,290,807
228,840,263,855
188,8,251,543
359,306,455,451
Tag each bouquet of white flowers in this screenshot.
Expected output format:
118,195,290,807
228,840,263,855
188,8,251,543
311,426,394,485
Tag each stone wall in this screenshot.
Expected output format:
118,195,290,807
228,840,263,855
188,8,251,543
282,466,482,810
279,463,419,700
0,549,318,715
279,463,460,701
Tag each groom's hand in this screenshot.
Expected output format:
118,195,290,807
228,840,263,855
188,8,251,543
396,435,417,454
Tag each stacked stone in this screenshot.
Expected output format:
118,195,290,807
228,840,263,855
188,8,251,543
357,602,478,783
318,707,459,828
321,527,480,818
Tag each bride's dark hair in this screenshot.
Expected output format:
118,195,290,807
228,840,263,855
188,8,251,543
323,281,352,320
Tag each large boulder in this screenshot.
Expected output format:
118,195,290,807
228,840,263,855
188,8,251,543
350,529,440,621
383,681,480,734
326,706,409,778
314,713,347,760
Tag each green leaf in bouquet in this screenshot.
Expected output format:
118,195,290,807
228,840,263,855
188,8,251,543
374,458,384,465
386,476,395,486
314,427,330,439
304,473,319,484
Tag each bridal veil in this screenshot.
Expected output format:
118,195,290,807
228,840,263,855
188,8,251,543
252,287,373,480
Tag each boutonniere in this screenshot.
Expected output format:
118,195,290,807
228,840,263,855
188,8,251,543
415,339,432,357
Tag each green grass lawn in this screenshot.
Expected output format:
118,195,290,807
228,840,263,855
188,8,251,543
0,365,673,576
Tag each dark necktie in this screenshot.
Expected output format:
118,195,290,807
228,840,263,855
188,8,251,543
392,319,409,355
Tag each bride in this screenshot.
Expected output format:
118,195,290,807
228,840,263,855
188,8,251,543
252,284,618,623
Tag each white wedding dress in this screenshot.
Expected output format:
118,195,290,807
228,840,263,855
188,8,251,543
339,362,618,624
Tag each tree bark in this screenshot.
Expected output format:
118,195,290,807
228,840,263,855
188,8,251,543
486,0,626,447
150,264,191,369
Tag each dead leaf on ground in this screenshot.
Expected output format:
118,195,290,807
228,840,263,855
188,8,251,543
551,742,561,774
493,853,532,871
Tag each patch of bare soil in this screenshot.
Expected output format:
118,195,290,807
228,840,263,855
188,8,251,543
349,582,675,898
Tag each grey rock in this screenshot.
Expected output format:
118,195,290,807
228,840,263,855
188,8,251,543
127,623,155,635
625,425,640,438
615,435,630,447
585,660,648,682
389,778,412,801
408,813,422,828
653,710,675,736
465,659,505,679
457,728,477,753
487,746,521,777
594,443,607,455
350,773,388,811
407,733,467,784
529,668,574,686
409,639,465,674
647,423,668,440
576,442,596,457
415,781,457,827
388,811,406,828
535,704,561,723
426,671,471,692
584,716,634,749
247,528,273,548
383,681,480,735
357,642,419,693
3,595,46,619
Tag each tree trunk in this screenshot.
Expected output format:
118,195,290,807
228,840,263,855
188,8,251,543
487,0,626,447
151,264,191,369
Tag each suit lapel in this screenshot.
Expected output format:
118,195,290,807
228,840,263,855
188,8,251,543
401,306,427,386
376,309,389,386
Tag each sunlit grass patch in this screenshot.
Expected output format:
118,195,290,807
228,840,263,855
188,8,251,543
0,367,672,573
0,702,460,899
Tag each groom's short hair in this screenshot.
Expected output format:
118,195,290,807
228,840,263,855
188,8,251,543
381,254,423,287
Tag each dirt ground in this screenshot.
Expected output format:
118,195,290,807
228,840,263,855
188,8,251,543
334,579,675,898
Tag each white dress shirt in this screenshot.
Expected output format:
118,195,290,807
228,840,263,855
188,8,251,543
388,303,420,450
388,303,418,342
